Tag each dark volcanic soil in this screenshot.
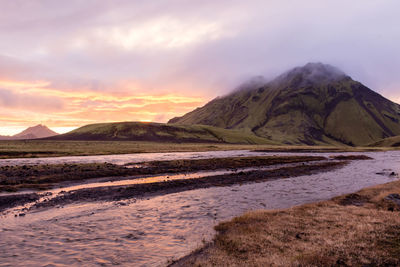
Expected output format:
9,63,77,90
0,156,325,192
0,154,371,212
331,155,373,160
0,151,62,159
0,193,40,212
136,155,326,172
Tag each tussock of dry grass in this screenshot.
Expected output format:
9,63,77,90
173,180,400,266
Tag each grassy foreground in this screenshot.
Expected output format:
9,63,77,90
0,140,391,159
173,180,400,266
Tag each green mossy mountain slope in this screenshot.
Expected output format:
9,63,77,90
169,63,400,146
368,135,400,147
49,122,275,144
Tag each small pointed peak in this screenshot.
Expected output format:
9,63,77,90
13,124,58,139
32,124,50,129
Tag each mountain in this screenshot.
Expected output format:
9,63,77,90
169,63,400,146
14,124,58,139
48,122,275,144
0,124,59,140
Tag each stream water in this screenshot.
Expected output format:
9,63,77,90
0,150,399,267
0,150,261,167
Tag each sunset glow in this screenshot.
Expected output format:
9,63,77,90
0,1,399,134
0,76,206,134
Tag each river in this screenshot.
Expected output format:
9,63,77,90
0,150,399,267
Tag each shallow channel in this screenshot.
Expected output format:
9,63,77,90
0,151,399,267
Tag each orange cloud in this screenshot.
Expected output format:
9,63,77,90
0,79,50,89
0,78,208,134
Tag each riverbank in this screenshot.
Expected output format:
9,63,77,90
172,179,400,266
0,155,326,192
31,160,347,210
0,154,373,213
0,158,348,212
0,140,390,159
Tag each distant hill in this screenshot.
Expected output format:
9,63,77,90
368,136,400,147
0,124,59,140
48,122,275,144
169,63,400,146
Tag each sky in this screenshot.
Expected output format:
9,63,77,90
0,0,400,135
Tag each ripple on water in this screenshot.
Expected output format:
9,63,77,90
0,151,399,266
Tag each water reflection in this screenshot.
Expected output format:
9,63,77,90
0,150,255,166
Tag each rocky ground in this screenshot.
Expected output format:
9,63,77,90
0,155,372,213
30,160,347,210
0,155,327,192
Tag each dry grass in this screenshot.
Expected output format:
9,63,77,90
0,140,390,159
0,140,267,158
173,180,400,266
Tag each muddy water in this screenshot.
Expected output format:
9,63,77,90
0,151,399,267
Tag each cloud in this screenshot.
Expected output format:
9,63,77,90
0,0,399,132
0,87,64,112
92,16,230,51
0,76,205,133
